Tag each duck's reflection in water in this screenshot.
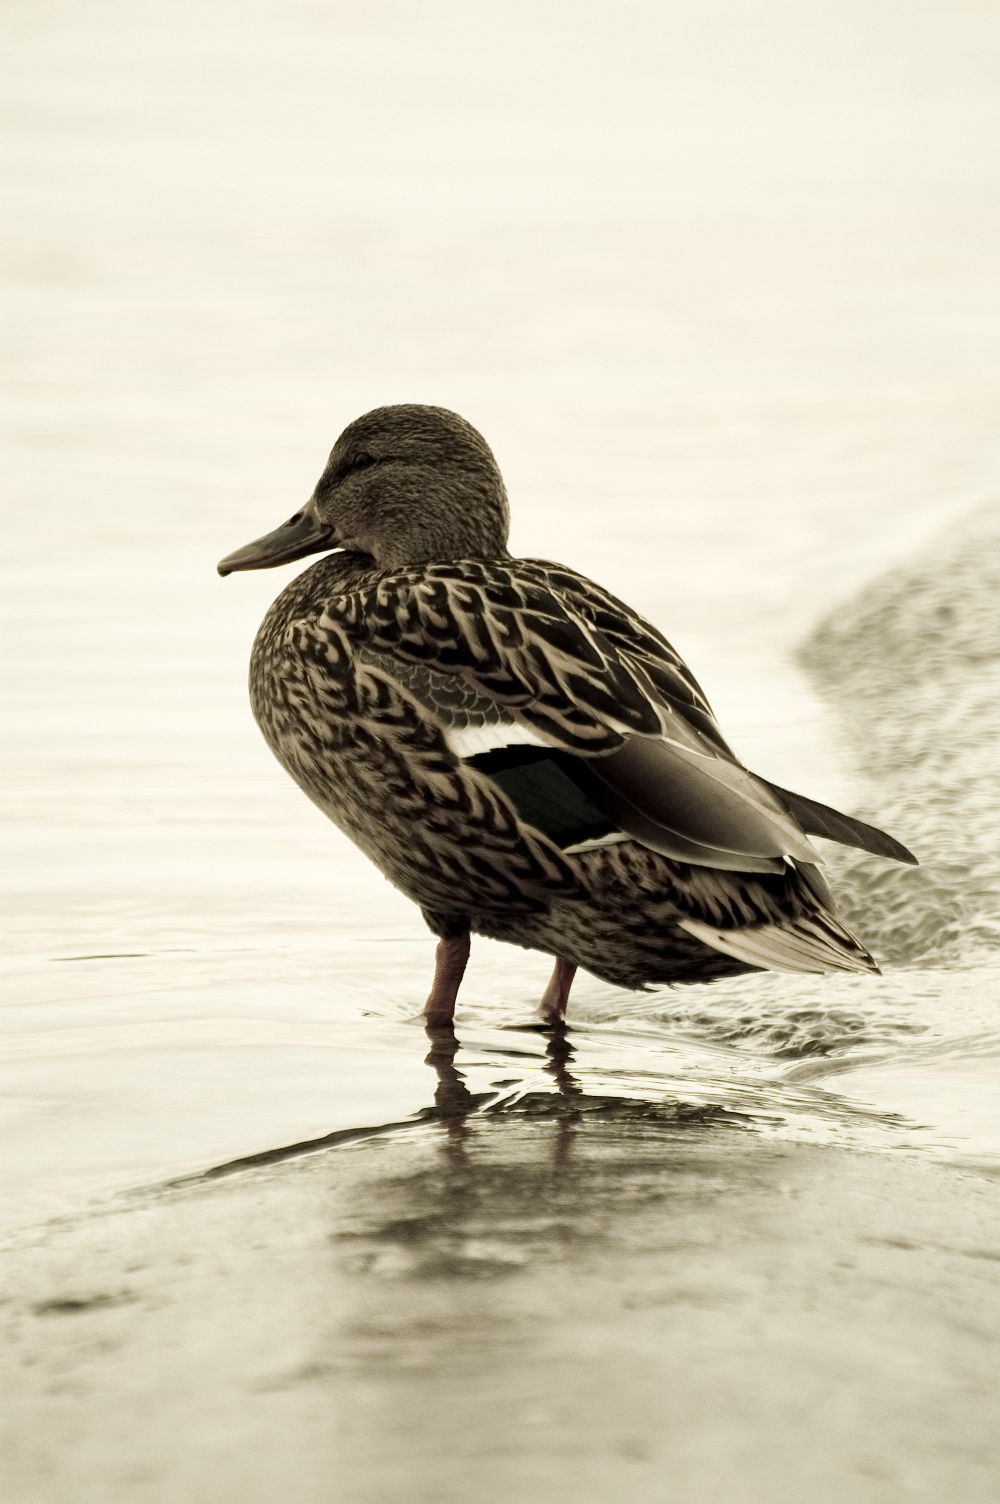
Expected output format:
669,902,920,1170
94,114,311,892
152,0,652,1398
423,1023,477,1123
423,1020,584,1169
333,1021,750,1282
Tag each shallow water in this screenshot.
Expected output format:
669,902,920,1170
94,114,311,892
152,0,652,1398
4,0,1000,1238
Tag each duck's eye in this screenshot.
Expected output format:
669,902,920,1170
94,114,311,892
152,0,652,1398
349,452,377,472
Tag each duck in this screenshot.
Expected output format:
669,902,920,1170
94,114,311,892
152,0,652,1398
218,404,916,1028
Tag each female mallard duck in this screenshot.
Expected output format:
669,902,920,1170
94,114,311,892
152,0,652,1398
219,404,916,1027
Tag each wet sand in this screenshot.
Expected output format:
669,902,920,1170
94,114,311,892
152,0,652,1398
4,1110,999,1504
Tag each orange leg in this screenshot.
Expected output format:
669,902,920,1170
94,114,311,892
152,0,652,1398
539,957,577,1025
425,932,471,1029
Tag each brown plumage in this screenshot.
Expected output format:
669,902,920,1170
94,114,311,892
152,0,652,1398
218,404,916,1026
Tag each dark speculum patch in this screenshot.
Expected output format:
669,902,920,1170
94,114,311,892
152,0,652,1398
467,745,616,848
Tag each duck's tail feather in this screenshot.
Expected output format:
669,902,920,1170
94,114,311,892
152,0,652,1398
762,782,918,866
678,912,881,976
794,859,836,911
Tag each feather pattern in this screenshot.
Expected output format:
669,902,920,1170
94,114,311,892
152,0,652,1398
223,403,916,1005
678,913,879,975
248,548,910,987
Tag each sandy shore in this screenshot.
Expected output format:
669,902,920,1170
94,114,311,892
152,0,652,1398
4,1105,999,1504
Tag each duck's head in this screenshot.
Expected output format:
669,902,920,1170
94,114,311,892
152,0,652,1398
218,404,510,576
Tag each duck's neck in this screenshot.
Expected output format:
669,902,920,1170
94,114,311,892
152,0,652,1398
371,472,511,569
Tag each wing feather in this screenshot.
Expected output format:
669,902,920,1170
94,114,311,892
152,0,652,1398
763,782,918,865
333,558,907,875
678,913,880,975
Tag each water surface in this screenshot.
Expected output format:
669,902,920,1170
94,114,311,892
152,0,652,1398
3,0,1000,1237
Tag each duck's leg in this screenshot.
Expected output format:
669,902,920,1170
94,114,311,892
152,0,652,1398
424,929,471,1029
539,957,577,1025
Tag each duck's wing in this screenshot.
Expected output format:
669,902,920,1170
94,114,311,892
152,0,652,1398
331,559,826,875
512,562,918,869
760,782,918,866
516,559,737,757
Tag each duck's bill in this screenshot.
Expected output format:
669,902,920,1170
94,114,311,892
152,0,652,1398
217,512,337,576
